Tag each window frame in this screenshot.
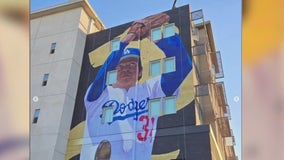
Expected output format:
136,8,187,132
33,109,40,124
149,60,161,76
163,96,177,115
42,73,49,86
50,42,56,54
151,27,162,41
102,106,114,123
163,23,175,38
106,70,117,85
110,38,120,52
163,56,176,73
149,98,161,117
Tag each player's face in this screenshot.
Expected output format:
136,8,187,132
116,58,140,89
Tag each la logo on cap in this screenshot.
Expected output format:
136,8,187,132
124,49,131,55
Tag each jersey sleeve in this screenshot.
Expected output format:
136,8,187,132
85,42,128,103
84,85,109,115
155,34,192,96
145,75,180,99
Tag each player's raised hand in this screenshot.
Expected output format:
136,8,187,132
127,13,170,41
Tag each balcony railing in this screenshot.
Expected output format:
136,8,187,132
192,44,206,56
195,84,209,97
216,117,231,137
195,84,216,122
192,44,215,84
224,105,231,120
215,51,224,78
191,9,203,21
191,27,199,41
215,82,228,106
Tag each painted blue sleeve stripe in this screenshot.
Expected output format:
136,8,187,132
156,34,193,96
87,42,128,101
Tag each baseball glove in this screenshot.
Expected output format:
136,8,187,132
128,13,170,40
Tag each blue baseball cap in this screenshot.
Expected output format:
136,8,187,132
119,48,140,62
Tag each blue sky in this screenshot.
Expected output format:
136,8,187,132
31,0,241,158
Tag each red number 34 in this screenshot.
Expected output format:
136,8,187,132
137,115,155,142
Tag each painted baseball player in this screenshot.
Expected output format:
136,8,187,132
81,13,192,160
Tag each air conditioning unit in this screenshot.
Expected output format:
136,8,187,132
225,136,235,146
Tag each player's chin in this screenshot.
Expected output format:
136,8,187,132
121,77,137,84
121,75,133,80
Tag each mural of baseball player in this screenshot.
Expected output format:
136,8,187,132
81,13,192,160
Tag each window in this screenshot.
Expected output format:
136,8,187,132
33,109,40,124
107,70,117,85
149,99,161,117
164,57,176,73
50,43,56,54
149,60,161,76
42,73,49,86
164,23,175,38
102,107,114,123
151,27,162,41
164,97,176,115
111,39,120,51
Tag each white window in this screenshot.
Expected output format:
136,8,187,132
149,99,161,117
151,27,162,41
102,107,114,123
163,97,176,115
50,43,56,54
111,39,120,51
107,70,117,85
149,60,161,76
164,23,175,38
42,73,49,86
164,57,176,73
33,109,40,124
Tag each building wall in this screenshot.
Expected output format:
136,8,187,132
30,3,237,160
64,5,223,160
31,6,101,160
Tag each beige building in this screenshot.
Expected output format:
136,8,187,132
30,0,104,159
191,10,238,160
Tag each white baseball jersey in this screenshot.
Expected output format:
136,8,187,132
80,75,179,160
